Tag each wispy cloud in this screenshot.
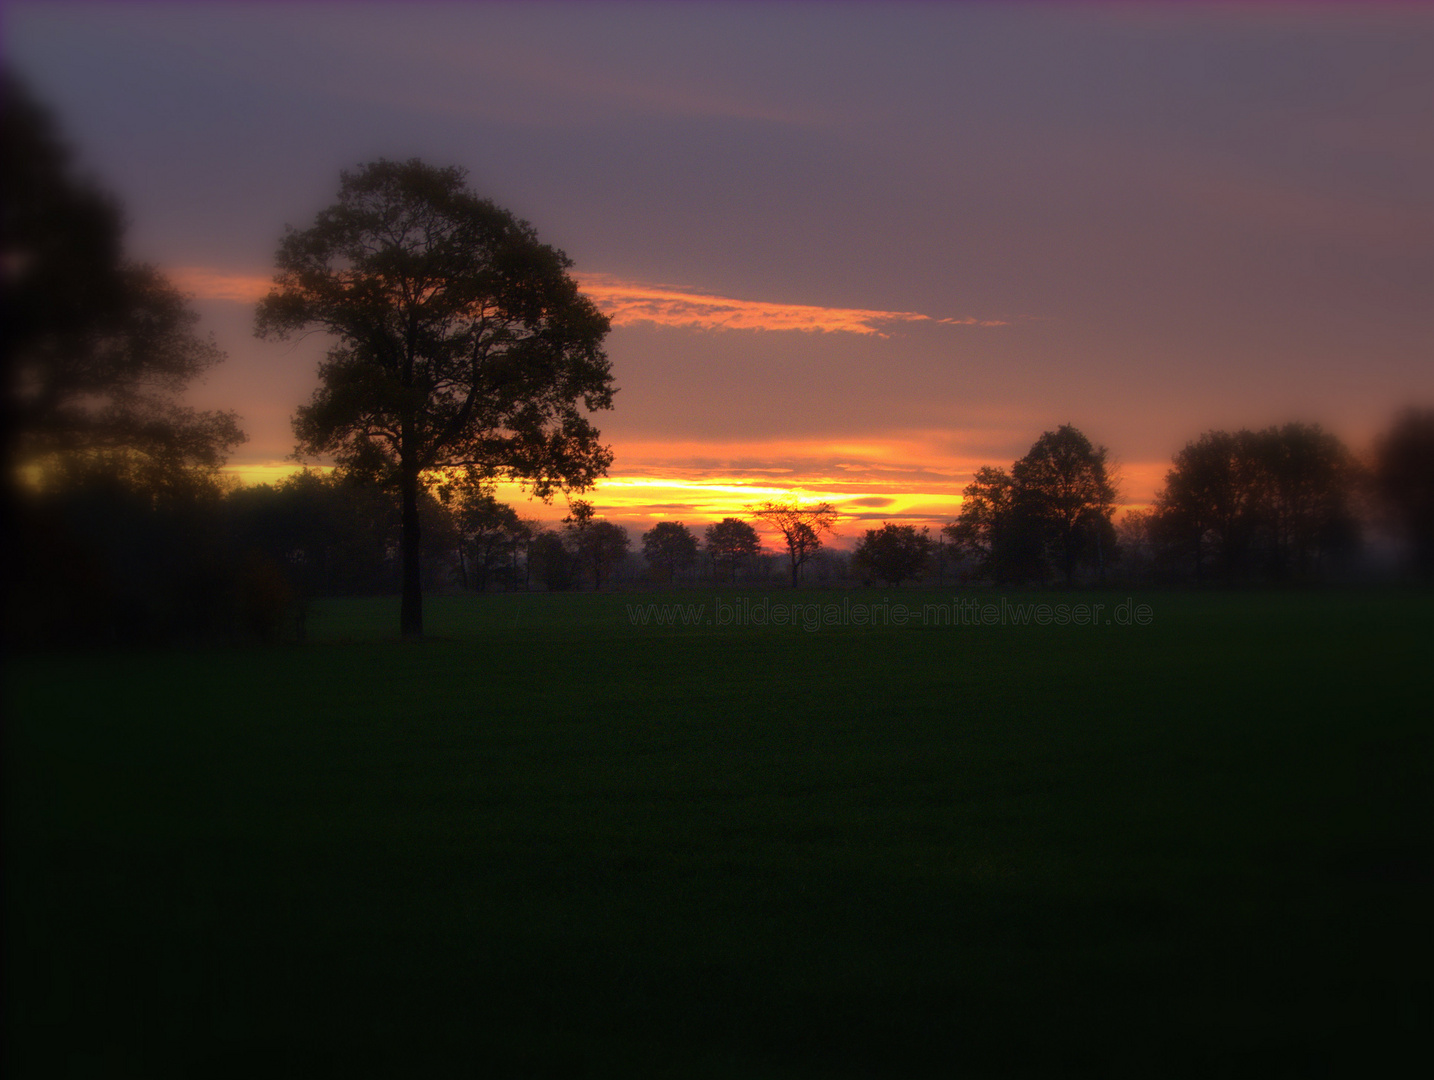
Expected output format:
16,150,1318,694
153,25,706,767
169,267,271,303
169,266,1009,336
575,274,1007,335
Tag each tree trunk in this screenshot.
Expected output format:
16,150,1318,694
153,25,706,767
399,467,424,640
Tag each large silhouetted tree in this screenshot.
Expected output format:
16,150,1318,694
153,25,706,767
256,159,615,637
3,76,246,644
747,498,838,587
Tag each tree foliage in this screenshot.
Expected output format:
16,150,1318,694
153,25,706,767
1013,425,1119,585
527,530,576,592
563,499,630,589
746,498,838,587
1373,408,1434,580
704,517,762,582
946,426,1116,585
2,76,247,645
446,485,531,591
226,470,396,596
255,158,614,636
1,74,244,494
641,521,699,582
943,466,1043,584
1153,423,1359,582
853,523,933,586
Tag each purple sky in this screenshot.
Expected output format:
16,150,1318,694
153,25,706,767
7,1,1432,537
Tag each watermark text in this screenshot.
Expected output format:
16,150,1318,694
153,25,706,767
625,596,1154,631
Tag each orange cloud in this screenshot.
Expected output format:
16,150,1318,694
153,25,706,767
169,267,272,303
223,440,1169,550
168,265,1007,336
574,273,1007,335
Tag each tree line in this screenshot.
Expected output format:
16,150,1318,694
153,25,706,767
4,76,1432,646
833,415,1432,589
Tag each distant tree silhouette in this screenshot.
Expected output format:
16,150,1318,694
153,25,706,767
517,515,543,589
1151,430,1258,581
225,470,397,597
1014,425,1119,585
584,523,630,589
704,517,762,582
946,427,1116,585
1373,408,1434,580
944,466,1043,584
446,486,530,591
564,499,630,589
256,158,614,638
853,523,933,586
1252,423,1360,579
1153,424,1358,582
641,521,699,583
528,530,576,591
746,498,838,587
1114,508,1158,583
2,74,244,494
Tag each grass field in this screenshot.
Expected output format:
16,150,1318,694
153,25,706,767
5,588,1430,1077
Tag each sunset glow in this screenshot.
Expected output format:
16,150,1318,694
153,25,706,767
221,449,1169,549
35,0,1420,560
572,274,1007,335
9,9,1428,1067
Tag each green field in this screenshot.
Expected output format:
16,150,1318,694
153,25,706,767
5,589,1430,1077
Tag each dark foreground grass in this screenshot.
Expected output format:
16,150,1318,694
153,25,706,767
5,589,1430,1077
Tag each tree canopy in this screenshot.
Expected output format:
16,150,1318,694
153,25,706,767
563,500,629,589
1374,409,1434,579
704,517,762,582
1013,425,1119,585
448,486,532,592
2,74,244,494
853,523,933,586
946,426,1117,585
255,158,615,636
943,466,1043,584
746,498,838,587
642,521,700,583
1153,423,1358,582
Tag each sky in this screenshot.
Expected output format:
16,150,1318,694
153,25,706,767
7,1,1432,546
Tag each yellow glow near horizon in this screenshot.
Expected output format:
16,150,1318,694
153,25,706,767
571,273,1007,335
222,462,333,486
220,457,1161,552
